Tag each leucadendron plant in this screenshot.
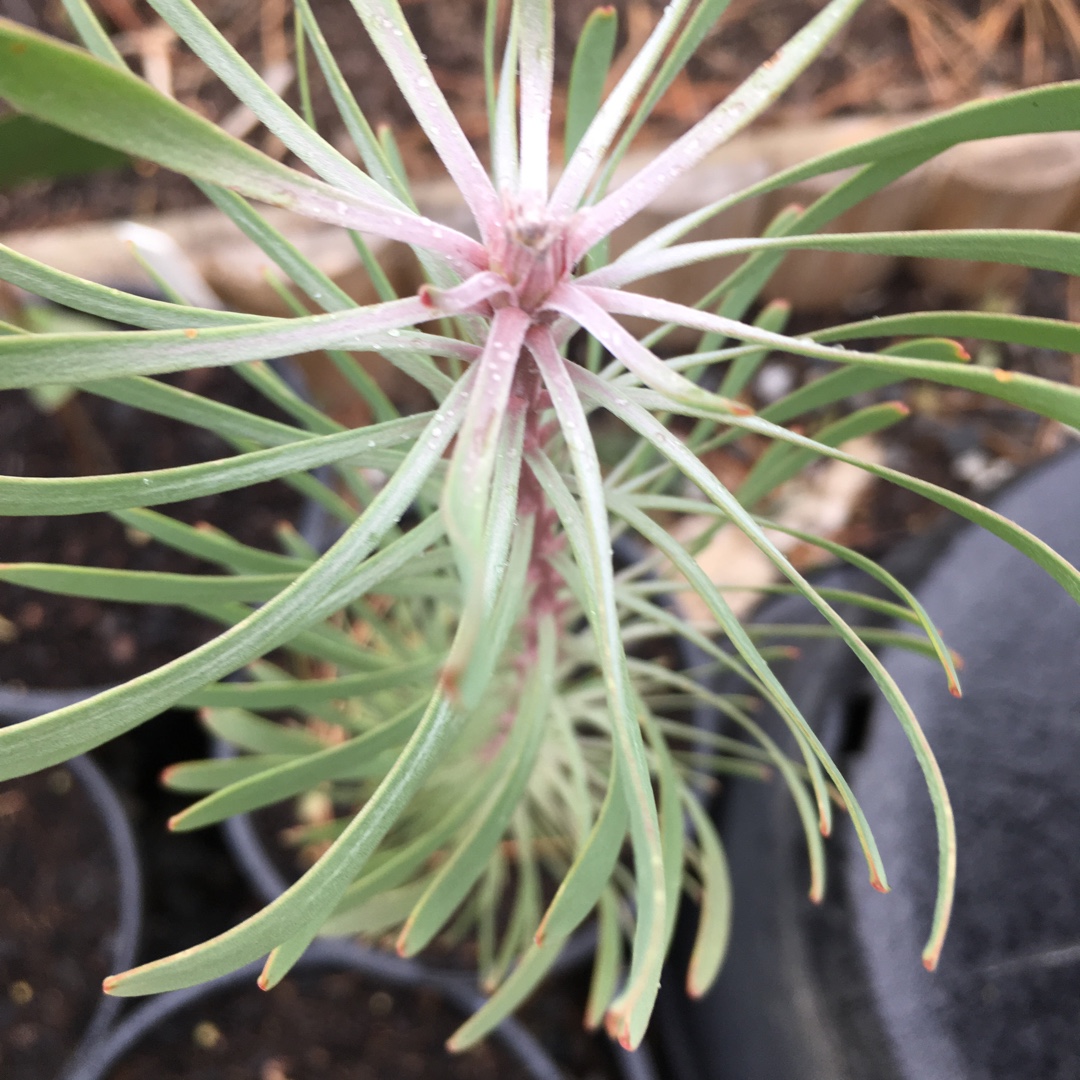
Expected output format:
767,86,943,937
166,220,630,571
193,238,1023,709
1,0,1079,1051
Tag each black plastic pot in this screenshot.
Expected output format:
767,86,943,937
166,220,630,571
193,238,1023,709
63,939,567,1080
650,446,1080,1080
0,716,143,1080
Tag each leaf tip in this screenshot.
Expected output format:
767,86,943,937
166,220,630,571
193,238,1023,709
438,665,461,705
870,869,889,894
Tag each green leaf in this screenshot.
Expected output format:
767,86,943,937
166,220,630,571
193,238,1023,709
0,564,296,605
180,656,439,709
816,310,1080,355
200,708,325,755
322,795,483,935
258,926,319,991
529,339,667,1048
587,386,880,875
0,416,422,515
0,114,127,189
0,244,270,331
173,692,476,839
584,888,623,1029
636,81,1080,262
397,616,555,955
441,398,531,709
482,810,541,992
143,0,392,200
449,934,568,1051
311,881,426,940
751,338,968,429
640,703,685,951
564,6,619,159
112,508,308,576
59,0,125,64
0,297,450,388
767,81,1080,192
294,0,403,200
682,793,732,997
161,754,292,794
536,750,629,945
87,375,314,448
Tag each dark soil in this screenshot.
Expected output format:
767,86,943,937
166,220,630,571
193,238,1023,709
105,969,505,1080
0,367,304,691
103,967,594,1080
2,0,1078,231
0,767,119,1080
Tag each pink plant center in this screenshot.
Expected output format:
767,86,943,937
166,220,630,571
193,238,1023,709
490,194,574,313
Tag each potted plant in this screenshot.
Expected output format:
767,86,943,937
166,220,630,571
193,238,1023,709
0,0,1077,1058
0,745,142,1080
63,941,572,1080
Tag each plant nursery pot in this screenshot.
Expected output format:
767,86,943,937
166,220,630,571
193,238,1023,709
0,746,142,1080
63,940,570,1080
647,445,1080,1080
